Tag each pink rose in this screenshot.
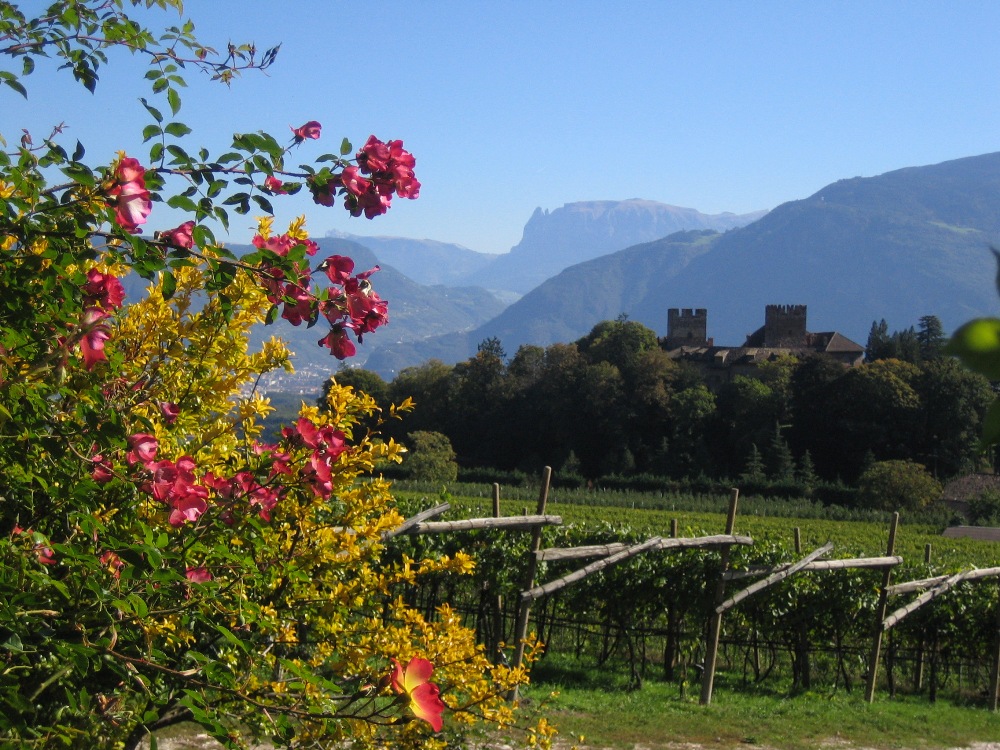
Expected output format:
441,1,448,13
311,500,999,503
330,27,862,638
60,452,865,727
185,566,212,583
80,307,111,370
357,135,391,173
339,166,371,199
126,433,158,466
290,120,321,141
159,401,180,425
264,175,289,194
319,327,356,359
108,156,152,234
159,221,195,249
84,269,126,310
322,255,355,285
91,455,114,484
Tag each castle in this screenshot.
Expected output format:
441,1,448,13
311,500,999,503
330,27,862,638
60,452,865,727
663,305,864,388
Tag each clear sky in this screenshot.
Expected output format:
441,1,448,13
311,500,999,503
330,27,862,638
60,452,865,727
7,1,1000,254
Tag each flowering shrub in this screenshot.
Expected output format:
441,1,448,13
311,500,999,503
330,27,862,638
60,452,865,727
0,3,538,748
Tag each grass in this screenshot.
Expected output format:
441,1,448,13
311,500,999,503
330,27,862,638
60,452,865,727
507,654,1000,750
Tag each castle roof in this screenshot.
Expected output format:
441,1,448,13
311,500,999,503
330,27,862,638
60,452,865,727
741,327,864,354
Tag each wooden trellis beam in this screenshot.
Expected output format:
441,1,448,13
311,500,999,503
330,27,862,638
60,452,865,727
724,555,902,580
520,536,665,602
882,570,971,631
523,533,754,601
886,566,1000,596
405,514,562,535
659,534,753,550
381,502,451,541
536,543,629,562
716,542,834,614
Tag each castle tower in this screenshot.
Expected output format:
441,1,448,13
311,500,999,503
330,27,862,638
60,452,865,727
763,304,807,347
666,308,709,349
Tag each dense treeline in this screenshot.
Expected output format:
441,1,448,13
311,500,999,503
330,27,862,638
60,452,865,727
323,316,993,493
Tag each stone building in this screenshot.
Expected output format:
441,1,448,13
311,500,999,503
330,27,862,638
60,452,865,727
663,304,864,389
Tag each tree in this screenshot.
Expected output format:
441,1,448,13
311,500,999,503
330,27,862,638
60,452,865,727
866,319,891,362
767,421,795,481
575,317,659,381
0,4,535,747
823,359,922,480
913,357,993,478
857,459,943,512
405,431,459,483
323,367,391,408
665,384,716,479
917,315,946,360
739,443,767,484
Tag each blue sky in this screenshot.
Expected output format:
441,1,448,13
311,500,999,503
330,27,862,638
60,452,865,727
7,1,1000,254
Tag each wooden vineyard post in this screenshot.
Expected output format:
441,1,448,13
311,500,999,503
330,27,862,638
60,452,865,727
991,579,1000,711
915,543,933,691
666,517,680,681
700,487,740,706
865,511,899,703
510,466,552,698
490,483,503,660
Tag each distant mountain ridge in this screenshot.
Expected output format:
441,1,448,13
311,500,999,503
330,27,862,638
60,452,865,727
463,199,768,294
324,231,499,287
365,152,1000,377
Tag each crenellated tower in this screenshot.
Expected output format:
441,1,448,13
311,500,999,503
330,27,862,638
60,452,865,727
666,308,709,348
763,304,807,347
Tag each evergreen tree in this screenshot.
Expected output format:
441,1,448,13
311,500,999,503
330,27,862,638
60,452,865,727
767,422,795,480
740,443,767,483
866,319,891,362
917,315,946,360
796,450,819,494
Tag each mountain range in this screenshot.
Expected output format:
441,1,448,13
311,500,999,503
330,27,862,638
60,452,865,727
360,153,1000,379
126,152,1000,384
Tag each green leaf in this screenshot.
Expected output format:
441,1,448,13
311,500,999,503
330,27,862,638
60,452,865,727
142,124,162,142
251,194,274,214
167,87,181,116
211,623,249,654
164,122,192,138
192,224,216,248
340,137,352,156
72,140,85,162
166,194,198,212
4,77,27,98
945,318,1000,378
140,98,164,124
161,271,176,300
149,142,164,162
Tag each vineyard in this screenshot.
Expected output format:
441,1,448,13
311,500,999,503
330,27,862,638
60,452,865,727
390,478,1000,708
